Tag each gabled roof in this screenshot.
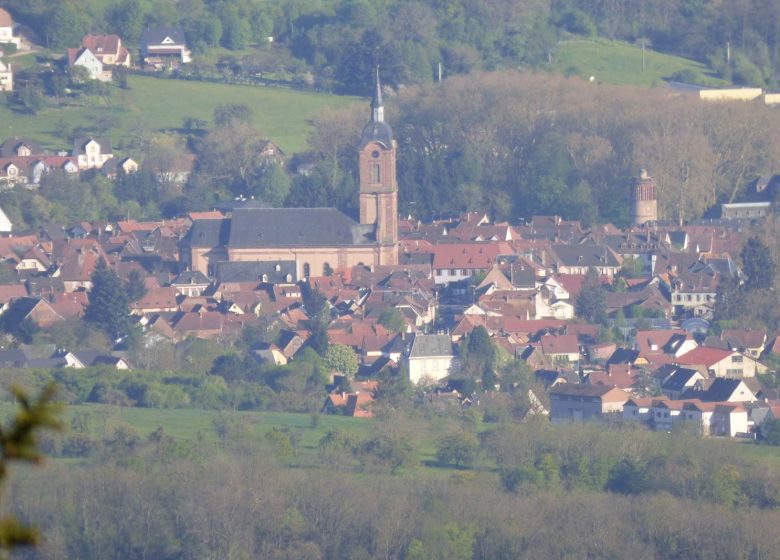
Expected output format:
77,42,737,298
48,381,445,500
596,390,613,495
140,26,187,47
228,208,374,248
0,8,12,27
73,137,112,155
549,383,627,401
0,137,42,158
676,346,735,368
661,366,702,392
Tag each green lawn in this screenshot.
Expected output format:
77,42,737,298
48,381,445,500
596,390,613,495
553,38,730,87
0,75,359,154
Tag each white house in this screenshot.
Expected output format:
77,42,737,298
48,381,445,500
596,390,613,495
0,8,21,48
404,333,458,384
73,137,113,170
0,59,12,92
67,48,112,82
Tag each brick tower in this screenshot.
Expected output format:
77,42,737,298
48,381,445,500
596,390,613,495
358,69,398,260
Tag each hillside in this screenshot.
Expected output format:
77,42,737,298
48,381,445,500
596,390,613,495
0,75,359,154
552,39,730,87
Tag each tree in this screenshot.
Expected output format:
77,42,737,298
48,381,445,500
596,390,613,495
325,344,358,376
763,418,780,446
255,163,291,207
741,237,776,291
378,307,406,334
106,0,145,43
0,385,61,553
85,258,131,340
576,268,607,324
124,269,148,303
435,432,479,468
213,104,253,128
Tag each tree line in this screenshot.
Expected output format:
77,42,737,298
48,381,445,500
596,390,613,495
6,415,780,559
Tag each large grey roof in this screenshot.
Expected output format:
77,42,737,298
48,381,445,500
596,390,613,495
551,244,621,268
227,208,374,248
186,218,230,248
140,26,187,47
408,333,453,358
216,260,296,283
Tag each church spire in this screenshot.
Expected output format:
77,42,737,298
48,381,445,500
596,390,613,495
371,66,384,123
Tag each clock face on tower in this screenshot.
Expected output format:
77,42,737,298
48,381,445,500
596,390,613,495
371,150,380,158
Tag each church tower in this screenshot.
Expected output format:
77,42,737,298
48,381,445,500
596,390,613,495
632,169,658,225
359,69,398,257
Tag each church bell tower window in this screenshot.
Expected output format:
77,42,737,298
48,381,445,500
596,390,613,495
371,163,381,184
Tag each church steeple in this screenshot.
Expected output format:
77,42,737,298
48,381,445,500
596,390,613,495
371,66,384,123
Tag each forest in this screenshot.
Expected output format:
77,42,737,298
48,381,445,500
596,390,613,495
4,411,780,559
6,0,780,93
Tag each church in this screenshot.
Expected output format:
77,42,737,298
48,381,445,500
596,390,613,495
182,71,399,280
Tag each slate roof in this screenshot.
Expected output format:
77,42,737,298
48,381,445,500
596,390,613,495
360,121,394,149
227,208,374,248
0,137,43,158
215,261,296,283
684,378,754,402
550,244,621,268
73,137,112,156
172,270,210,286
408,333,453,358
140,26,187,47
185,218,230,248
661,367,701,392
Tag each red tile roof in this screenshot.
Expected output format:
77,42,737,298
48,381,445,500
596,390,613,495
676,346,734,368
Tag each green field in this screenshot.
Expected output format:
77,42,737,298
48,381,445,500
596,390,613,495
0,75,359,154
553,38,730,87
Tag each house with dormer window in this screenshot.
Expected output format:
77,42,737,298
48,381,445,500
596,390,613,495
67,47,112,82
140,27,191,69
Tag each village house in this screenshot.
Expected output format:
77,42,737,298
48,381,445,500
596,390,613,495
432,242,514,285
675,346,767,378
140,27,192,69
0,8,21,48
548,243,622,277
404,333,458,384
549,384,628,423
73,137,113,170
67,47,112,82
80,34,131,67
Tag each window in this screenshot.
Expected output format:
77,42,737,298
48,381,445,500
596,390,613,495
286,274,293,283
371,163,381,183
303,263,310,277
275,264,281,272
262,274,269,283
731,355,743,363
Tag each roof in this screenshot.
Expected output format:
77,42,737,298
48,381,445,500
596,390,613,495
550,244,621,268
661,367,702,392
540,334,579,355
172,270,210,286
0,8,12,27
549,384,627,401
215,261,296,284
227,208,374,248
360,121,394,149
0,137,43,158
408,333,453,358
73,137,112,156
140,26,187,47
676,346,734,368
185,218,230,248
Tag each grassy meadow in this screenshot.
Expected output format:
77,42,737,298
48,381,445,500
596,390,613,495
553,38,729,87
0,75,360,154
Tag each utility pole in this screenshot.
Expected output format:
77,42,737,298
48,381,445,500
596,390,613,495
641,39,646,73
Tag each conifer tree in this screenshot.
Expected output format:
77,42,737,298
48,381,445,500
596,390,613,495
85,258,131,340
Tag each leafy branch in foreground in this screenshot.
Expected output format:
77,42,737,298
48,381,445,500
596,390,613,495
0,385,61,553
